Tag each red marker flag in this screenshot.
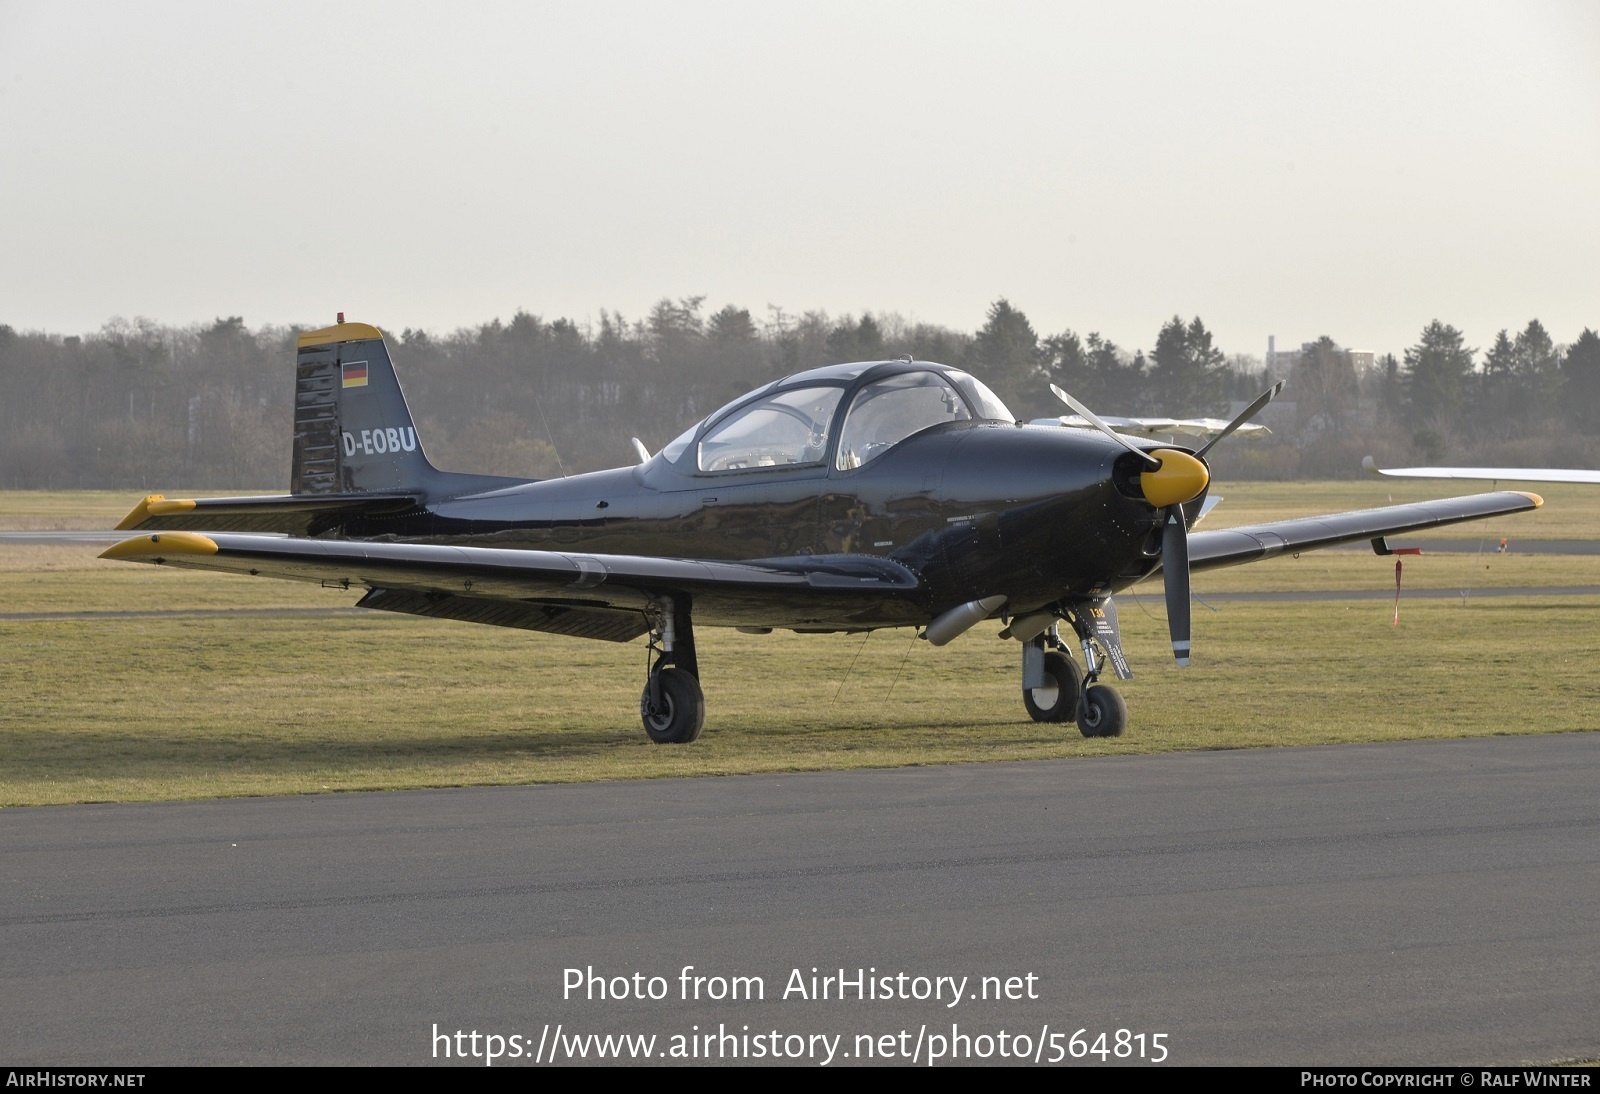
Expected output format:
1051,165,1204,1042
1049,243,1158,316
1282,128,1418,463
1391,548,1422,626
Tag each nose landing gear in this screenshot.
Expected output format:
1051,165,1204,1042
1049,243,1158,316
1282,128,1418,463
1018,608,1128,739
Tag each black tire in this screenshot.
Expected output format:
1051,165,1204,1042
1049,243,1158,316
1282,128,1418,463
1076,683,1128,739
1023,650,1083,723
640,669,705,744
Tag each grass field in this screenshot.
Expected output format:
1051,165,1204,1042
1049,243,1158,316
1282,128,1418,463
2,482,1597,806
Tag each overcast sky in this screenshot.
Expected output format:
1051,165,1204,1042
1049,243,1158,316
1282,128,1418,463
2,1,1596,361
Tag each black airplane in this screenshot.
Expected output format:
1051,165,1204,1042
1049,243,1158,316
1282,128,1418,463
102,319,1543,744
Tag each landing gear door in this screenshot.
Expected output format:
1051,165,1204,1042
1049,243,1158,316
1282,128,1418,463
1085,597,1133,681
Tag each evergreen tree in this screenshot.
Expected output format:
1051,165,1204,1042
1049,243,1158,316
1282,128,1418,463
1042,330,1142,412
1563,328,1600,434
967,298,1043,415
1511,318,1561,423
1040,329,1087,403
707,304,758,347
704,304,765,404
1403,320,1473,430
1147,315,1226,414
824,313,885,363
647,296,710,415
1477,329,1516,431
1086,334,1140,413
1374,353,1403,427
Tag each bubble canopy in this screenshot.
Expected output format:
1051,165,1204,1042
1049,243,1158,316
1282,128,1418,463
656,361,1013,472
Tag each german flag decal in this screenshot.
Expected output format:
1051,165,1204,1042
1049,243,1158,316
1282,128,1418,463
342,361,369,388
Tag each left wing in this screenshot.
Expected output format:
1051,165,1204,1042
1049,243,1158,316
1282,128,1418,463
1188,491,1542,571
99,532,925,636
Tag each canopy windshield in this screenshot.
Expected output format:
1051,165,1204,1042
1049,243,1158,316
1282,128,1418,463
697,386,845,472
836,372,972,470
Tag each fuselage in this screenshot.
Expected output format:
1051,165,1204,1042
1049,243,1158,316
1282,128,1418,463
334,358,1185,628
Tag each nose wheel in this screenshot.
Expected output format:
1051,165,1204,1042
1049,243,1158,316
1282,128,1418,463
1074,683,1127,738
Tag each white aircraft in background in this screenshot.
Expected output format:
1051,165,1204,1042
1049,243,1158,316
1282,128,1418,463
1363,457,1600,484
1037,414,1273,442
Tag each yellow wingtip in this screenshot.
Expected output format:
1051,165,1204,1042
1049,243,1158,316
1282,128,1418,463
115,494,163,530
114,495,197,529
1519,491,1544,508
147,498,196,517
99,532,219,561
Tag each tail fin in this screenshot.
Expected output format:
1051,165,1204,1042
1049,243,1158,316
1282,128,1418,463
291,320,529,497
292,321,436,494
108,320,526,535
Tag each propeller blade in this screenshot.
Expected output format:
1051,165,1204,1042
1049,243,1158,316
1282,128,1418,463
1194,380,1285,461
1162,505,1192,666
1050,384,1161,469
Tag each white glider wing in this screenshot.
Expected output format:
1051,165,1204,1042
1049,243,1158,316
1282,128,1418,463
1362,457,1600,484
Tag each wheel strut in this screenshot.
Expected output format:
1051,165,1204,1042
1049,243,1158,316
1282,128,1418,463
641,596,705,744
1059,604,1128,738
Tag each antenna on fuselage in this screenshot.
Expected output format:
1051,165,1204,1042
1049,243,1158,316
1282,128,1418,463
532,390,567,478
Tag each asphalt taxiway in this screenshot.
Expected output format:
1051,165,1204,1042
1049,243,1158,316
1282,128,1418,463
2,734,1596,1066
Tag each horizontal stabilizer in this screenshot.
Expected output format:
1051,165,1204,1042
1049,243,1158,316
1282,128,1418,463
114,493,421,535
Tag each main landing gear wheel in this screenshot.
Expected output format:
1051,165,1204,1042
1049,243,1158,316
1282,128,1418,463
641,669,705,744
1076,683,1127,739
1023,651,1083,723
